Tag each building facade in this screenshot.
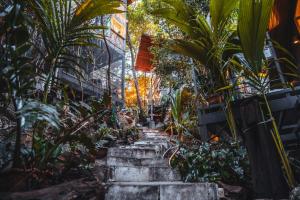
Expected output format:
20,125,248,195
58,0,129,103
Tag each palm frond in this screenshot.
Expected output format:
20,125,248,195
238,0,274,73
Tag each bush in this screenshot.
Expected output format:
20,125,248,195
171,140,251,186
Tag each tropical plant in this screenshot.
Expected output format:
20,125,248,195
148,0,297,190
233,0,296,187
0,1,62,168
171,140,250,186
26,0,123,102
168,86,195,142
0,0,126,170
29,98,111,169
148,0,239,140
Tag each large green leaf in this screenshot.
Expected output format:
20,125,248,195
210,0,238,33
238,0,274,73
72,0,123,27
169,39,208,64
19,99,61,129
26,0,123,101
149,0,200,37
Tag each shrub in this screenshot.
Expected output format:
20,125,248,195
171,140,251,186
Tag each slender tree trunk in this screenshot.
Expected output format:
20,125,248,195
101,16,112,98
126,24,144,117
121,57,126,107
12,98,22,168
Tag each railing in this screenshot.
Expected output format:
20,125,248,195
58,70,103,97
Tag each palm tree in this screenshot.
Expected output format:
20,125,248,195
0,0,124,168
27,0,123,102
236,0,295,188
148,0,239,140
149,0,296,193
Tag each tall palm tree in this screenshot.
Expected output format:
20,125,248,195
149,0,239,140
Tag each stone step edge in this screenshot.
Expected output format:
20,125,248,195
105,181,222,198
105,181,215,186
106,156,166,160
107,165,174,169
108,146,162,150
106,157,169,165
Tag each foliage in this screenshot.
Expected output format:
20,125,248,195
166,86,199,142
234,0,296,187
0,0,124,171
28,98,110,169
148,0,239,140
149,0,298,189
10,98,126,188
0,0,62,167
128,0,160,52
151,38,195,88
148,0,207,89
185,0,209,15
171,140,251,186
26,0,122,102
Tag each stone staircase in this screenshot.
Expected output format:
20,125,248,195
105,129,219,200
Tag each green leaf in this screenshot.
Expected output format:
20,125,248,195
210,0,238,33
238,0,274,73
71,0,123,27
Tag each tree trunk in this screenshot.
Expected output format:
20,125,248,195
101,16,112,99
121,56,126,107
126,24,144,118
239,97,289,199
12,99,22,168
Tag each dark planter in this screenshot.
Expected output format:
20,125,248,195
94,148,108,159
240,97,289,199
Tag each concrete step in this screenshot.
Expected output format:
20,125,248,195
105,182,219,200
143,135,169,140
107,156,169,167
133,140,169,150
108,146,163,159
108,166,181,182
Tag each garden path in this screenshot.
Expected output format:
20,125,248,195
104,128,220,200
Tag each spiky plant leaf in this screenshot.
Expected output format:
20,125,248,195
210,0,238,33
238,0,274,73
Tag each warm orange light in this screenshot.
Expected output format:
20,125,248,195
295,0,300,33
125,76,161,108
211,135,220,142
269,6,280,30
125,77,149,107
294,39,300,45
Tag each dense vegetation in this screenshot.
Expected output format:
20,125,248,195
0,0,299,199
0,0,139,191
